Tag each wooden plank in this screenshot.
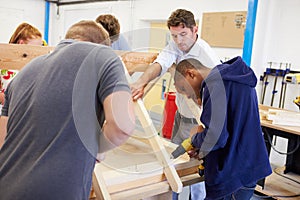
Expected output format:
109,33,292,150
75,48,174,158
132,98,183,193
265,109,300,126
115,50,158,73
110,181,171,200
121,61,183,193
94,137,197,192
259,104,300,136
98,161,198,194
0,43,54,70
92,172,111,200
0,44,157,73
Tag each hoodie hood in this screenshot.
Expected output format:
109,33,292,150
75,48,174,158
206,56,257,88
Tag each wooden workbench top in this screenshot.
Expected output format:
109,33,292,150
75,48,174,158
259,104,300,136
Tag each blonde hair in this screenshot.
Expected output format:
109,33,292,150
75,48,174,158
65,20,110,46
9,22,42,44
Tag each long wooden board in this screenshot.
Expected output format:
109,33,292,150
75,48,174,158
115,50,158,73
0,43,54,70
122,62,183,193
0,43,158,72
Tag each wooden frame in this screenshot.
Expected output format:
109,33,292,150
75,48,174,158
93,137,202,200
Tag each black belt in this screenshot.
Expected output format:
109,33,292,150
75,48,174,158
178,112,198,124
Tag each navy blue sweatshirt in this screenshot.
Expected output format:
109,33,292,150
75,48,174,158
192,56,272,199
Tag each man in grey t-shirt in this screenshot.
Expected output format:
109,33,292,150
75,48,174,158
0,20,135,200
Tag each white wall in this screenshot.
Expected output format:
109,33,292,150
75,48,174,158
252,0,300,111
1,0,300,112
0,0,45,43
132,0,247,58
49,1,133,45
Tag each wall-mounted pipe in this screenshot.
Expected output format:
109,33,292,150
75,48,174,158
242,0,258,66
44,1,50,44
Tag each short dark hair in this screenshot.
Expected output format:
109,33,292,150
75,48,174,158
167,9,196,30
175,58,206,81
95,14,120,42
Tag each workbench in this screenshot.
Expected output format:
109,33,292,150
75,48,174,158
256,105,300,199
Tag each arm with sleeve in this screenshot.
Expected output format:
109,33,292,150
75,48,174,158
192,79,228,152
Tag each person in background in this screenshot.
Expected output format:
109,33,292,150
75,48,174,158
174,57,272,200
130,8,220,199
0,22,44,107
0,20,135,200
96,14,131,51
8,22,43,45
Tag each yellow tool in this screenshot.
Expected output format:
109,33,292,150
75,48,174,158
284,73,300,84
170,137,205,177
198,161,205,176
294,96,300,109
170,138,193,159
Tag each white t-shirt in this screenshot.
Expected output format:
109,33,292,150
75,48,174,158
154,36,220,118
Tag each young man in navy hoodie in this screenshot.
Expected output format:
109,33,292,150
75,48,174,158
174,57,272,200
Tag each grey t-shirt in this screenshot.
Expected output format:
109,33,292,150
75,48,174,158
0,40,130,200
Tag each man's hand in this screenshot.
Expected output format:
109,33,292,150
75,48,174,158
130,62,162,101
130,81,146,101
187,148,200,160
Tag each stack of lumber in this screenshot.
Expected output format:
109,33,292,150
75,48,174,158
259,105,300,126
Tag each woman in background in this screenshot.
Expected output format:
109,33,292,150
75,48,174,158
0,22,43,107
8,22,43,45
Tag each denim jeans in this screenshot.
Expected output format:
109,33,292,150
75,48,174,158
172,182,206,200
216,183,256,200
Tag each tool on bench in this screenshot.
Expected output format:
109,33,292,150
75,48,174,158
170,137,205,177
294,96,300,110
278,63,290,108
270,63,283,107
284,72,300,84
261,62,272,104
